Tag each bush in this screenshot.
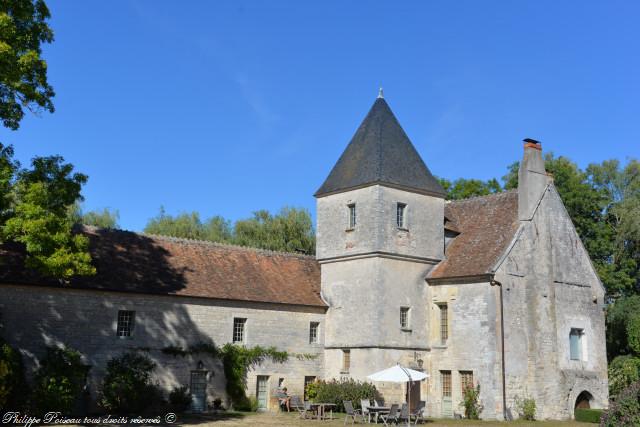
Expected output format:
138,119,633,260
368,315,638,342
609,355,640,397
234,395,259,412
308,379,381,412
574,408,602,423
0,338,28,409
169,386,191,412
600,380,640,426
515,396,536,421
100,352,162,414
460,384,483,420
32,346,89,414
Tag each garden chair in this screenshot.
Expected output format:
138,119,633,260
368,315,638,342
397,404,410,425
360,399,371,423
290,396,307,419
343,400,362,424
380,404,399,426
410,401,426,425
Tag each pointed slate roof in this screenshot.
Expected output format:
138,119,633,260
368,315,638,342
315,97,445,198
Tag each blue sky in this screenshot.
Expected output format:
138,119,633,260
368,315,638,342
3,1,639,231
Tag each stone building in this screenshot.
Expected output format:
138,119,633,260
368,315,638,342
0,95,607,419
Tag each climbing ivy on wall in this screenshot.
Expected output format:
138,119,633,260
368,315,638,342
161,342,288,408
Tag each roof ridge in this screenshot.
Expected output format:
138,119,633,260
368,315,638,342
141,232,316,259
80,225,315,259
447,189,517,204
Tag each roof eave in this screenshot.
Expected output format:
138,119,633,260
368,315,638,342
314,181,446,199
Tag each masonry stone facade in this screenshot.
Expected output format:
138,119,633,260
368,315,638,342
0,96,607,420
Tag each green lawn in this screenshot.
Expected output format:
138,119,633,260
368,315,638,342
174,411,597,427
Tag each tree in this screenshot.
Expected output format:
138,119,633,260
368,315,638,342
143,206,315,254
68,203,120,229
234,207,315,254
0,0,55,130
438,177,502,200
1,150,95,280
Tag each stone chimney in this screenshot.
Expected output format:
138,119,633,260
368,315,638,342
518,138,548,220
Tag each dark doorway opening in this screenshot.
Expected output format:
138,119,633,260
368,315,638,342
575,391,593,410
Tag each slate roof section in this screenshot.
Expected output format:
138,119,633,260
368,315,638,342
315,98,445,198
0,227,325,308
429,190,520,280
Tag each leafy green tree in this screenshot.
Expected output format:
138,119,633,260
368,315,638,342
0,0,55,130
144,206,315,254
234,207,315,254
438,177,502,200
68,203,119,229
606,295,640,360
0,143,18,221
1,152,95,280
144,208,209,240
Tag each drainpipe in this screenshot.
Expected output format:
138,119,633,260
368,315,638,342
490,277,507,421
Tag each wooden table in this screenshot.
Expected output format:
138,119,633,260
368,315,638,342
366,406,390,423
310,403,336,420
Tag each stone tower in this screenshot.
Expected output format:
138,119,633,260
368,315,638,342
315,95,445,396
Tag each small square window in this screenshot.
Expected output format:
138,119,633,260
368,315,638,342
342,349,351,373
400,307,410,329
397,203,407,228
233,318,247,343
348,204,356,229
309,322,320,344
570,328,583,360
117,310,135,338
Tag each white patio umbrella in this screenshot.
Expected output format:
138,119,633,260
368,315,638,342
367,364,429,425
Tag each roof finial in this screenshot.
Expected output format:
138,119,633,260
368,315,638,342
377,87,384,99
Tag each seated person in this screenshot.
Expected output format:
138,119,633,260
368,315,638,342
278,387,291,412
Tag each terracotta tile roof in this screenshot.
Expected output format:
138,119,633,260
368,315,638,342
429,190,520,280
0,227,325,308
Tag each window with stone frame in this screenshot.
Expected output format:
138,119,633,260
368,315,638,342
348,204,356,229
400,307,411,329
441,370,452,397
309,321,320,344
570,328,584,360
438,303,449,344
396,203,407,228
460,371,474,393
233,317,247,343
116,310,135,338
342,349,351,373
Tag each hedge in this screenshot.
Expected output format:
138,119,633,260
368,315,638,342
574,408,603,423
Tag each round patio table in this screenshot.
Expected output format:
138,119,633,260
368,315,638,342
367,406,390,423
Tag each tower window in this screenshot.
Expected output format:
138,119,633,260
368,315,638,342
348,204,356,229
397,203,407,228
400,307,411,329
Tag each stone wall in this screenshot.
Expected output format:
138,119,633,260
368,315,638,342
316,184,444,262
497,185,608,420
427,281,502,419
0,284,324,411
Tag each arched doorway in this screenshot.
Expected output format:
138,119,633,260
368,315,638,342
575,391,593,410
